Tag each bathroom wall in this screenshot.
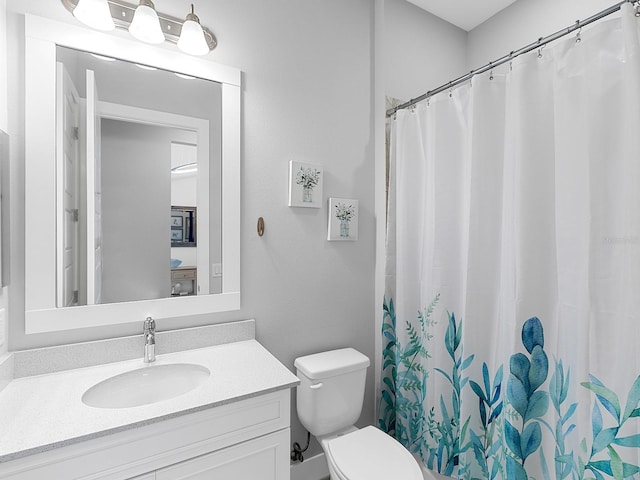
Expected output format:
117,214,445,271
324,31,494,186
468,0,617,67
384,0,468,102
6,0,376,462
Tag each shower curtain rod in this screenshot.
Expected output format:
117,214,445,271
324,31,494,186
386,0,638,117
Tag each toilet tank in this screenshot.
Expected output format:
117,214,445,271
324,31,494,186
294,348,370,437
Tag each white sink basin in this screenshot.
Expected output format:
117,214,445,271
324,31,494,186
82,363,210,409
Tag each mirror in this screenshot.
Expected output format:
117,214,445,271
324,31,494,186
24,15,240,334
55,45,219,306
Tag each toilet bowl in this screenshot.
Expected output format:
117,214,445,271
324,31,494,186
294,348,422,480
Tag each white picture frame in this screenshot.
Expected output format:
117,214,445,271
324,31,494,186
328,198,358,241
288,161,323,208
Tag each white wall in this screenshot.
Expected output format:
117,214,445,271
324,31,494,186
468,0,617,68
384,0,468,102
6,0,376,462
0,0,6,356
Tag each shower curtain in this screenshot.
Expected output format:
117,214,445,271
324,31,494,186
380,5,640,480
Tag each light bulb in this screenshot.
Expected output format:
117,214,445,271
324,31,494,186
73,0,115,31
129,0,165,44
177,5,209,56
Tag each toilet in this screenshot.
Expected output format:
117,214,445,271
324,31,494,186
294,348,423,480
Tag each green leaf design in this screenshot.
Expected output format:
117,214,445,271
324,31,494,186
607,445,624,480
622,376,640,423
581,382,621,422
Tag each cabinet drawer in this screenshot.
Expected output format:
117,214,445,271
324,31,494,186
156,429,290,480
171,269,196,281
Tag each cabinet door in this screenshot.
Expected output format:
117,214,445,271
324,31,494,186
156,429,289,480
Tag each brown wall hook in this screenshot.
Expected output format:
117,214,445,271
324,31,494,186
257,217,265,237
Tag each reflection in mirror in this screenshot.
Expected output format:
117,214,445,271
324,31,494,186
55,46,222,307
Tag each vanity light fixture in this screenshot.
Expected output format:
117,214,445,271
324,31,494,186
72,0,115,31
61,0,217,54
177,4,209,56
129,0,164,44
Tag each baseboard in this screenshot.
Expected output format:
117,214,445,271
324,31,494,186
290,453,330,480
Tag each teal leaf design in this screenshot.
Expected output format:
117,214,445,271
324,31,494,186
505,420,522,459
592,402,603,438
521,422,542,462
508,373,528,418
510,353,531,394
613,433,640,447
522,316,544,354
592,427,619,455
622,463,640,477
589,461,611,480
528,345,549,393
524,390,549,423
506,455,529,480
622,375,640,423
488,401,503,424
469,380,487,403
492,366,504,403
583,375,621,421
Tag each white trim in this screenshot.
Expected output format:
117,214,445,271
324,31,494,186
24,14,241,334
290,453,329,480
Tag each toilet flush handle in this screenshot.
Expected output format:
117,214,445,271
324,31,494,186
309,382,323,390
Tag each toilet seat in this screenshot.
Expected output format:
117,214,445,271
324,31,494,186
325,426,423,480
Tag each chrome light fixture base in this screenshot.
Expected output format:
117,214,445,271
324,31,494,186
61,0,217,51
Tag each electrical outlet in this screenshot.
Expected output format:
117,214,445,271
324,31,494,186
212,263,222,277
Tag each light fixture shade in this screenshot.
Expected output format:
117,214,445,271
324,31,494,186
129,1,165,44
177,5,209,57
73,0,115,31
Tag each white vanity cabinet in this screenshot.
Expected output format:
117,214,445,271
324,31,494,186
1,390,291,480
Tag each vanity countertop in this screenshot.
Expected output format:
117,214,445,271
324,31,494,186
0,339,299,463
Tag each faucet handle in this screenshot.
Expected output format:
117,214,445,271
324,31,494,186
144,316,156,333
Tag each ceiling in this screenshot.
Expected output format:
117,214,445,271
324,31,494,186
406,0,518,31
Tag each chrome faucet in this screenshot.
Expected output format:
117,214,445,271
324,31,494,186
143,317,156,363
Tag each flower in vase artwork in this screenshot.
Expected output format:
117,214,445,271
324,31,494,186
328,198,358,241
288,161,323,208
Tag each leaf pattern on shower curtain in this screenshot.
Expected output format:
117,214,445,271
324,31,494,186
379,303,640,480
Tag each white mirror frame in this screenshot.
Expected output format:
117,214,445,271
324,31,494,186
24,14,241,334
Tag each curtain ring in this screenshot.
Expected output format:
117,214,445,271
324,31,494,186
488,61,494,80
537,43,546,59
448,81,453,98
575,20,582,43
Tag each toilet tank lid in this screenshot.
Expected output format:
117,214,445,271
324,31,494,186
294,348,370,380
